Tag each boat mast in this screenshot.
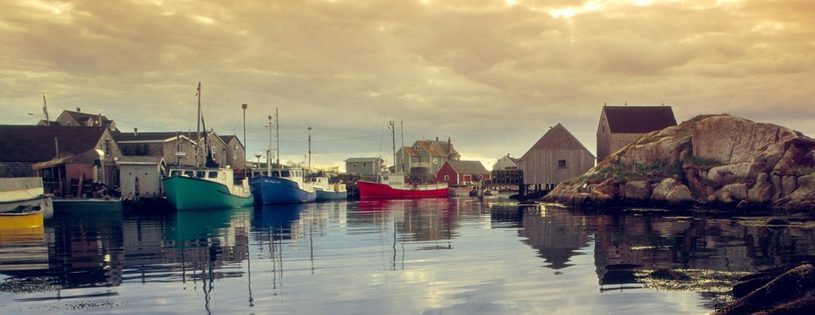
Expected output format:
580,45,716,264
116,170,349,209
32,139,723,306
196,82,202,168
307,126,312,172
389,120,395,174
268,115,273,173
400,120,404,174
275,107,280,166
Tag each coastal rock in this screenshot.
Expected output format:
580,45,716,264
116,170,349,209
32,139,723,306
623,180,650,201
543,114,815,217
717,264,815,315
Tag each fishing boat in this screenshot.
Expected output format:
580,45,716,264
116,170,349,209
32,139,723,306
356,121,448,199
0,177,54,220
357,173,448,199
161,82,254,211
309,176,348,201
249,168,316,204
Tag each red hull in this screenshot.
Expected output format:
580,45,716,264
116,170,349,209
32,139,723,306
357,180,448,199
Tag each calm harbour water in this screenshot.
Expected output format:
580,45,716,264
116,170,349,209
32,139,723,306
1,195,814,314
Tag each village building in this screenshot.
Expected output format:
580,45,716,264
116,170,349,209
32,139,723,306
435,160,490,187
493,154,519,170
218,135,247,170
395,137,461,181
0,125,122,197
518,123,595,195
37,109,119,132
113,129,238,169
344,157,384,177
596,105,677,162
117,156,166,200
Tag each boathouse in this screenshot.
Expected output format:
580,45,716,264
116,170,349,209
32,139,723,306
0,125,122,196
114,129,236,168
435,160,490,187
596,105,677,162
493,154,519,170
518,123,595,195
118,156,166,200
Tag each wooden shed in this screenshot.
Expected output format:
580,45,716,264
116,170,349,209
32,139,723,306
518,123,595,193
596,105,677,162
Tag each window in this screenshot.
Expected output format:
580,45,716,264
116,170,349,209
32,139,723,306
208,171,218,178
363,163,366,167
444,175,449,181
558,160,567,168
195,171,206,178
353,163,357,167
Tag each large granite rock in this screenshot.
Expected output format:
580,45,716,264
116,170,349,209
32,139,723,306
717,263,815,315
544,115,815,216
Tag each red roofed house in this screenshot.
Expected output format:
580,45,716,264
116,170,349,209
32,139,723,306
596,105,677,162
435,160,490,187
395,137,461,181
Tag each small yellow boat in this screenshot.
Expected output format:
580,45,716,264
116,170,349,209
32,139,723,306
0,207,44,230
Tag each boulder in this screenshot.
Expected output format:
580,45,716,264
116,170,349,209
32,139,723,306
623,180,651,201
717,264,815,315
652,178,681,201
748,173,774,204
720,183,748,201
666,185,693,206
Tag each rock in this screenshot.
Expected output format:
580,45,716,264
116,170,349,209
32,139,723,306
652,178,680,201
748,173,774,204
717,264,815,315
649,267,691,281
765,218,791,225
693,115,799,165
623,180,651,201
666,185,693,206
783,175,798,196
720,183,748,201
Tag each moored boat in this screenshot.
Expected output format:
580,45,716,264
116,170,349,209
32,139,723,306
0,207,44,230
0,177,54,220
249,168,316,204
357,173,448,199
164,167,253,210
309,176,348,201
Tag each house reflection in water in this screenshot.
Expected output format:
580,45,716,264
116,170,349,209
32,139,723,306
517,205,591,270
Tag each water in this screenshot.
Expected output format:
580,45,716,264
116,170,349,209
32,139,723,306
1,196,814,314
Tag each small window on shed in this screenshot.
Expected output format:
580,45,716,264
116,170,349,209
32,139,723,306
558,160,567,168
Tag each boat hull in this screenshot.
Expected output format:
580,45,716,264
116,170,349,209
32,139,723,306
1,195,53,220
163,176,254,211
357,180,449,199
250,176,316,204
315,189,347,201
53,197,122,214
0,209,44,230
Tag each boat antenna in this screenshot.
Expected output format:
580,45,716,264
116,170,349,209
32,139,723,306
389,120,395,174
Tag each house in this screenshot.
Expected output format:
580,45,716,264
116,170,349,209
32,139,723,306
114,129,237,169
493,154,519,170
395,137,461,180
218,135,247,170
0,125,122,196
518,123,595,193
596,105,677,162
118,156,166,200
435,160,490,187
345,157,384,177
46,109,119,132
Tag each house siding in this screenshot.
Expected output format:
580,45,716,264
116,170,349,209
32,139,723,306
519,124,595,188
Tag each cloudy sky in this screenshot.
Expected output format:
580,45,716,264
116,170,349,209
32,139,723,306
2,0,813,171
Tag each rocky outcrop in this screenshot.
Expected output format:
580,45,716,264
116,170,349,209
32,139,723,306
543,115,815,216
717,263,815,315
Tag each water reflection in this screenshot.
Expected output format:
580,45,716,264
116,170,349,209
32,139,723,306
0,198,814,314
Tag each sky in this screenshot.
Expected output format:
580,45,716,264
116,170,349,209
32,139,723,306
2,0,814,172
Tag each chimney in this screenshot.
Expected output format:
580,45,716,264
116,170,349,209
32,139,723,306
76,107,81,112
436,136,439,141
134,128,138,136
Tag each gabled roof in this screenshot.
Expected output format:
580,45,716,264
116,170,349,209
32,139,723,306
219,135,243,148
62,110,114,127
345,157,384,163
446,160,489,175
0,125,107,162
114,131,185,142
413,139,459,158
602,106,677,133
520,123,595,160
402,146,418,156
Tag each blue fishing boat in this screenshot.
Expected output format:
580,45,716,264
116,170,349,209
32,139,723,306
249,168,316,204
308,176,348,201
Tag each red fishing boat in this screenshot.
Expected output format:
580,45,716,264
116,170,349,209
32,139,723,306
357,173,448,199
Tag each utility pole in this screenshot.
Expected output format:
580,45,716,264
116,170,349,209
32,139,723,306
268,115,273,171
242,103,247,176
42,93,50,123
389,121,395,173
400,120,404,173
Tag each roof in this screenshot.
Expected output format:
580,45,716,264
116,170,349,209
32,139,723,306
446,160,489,175
114,131,185,142
219,135,242,147
63,110,114,127
520,123,595,160
0,125,108,162
402,146,418,156
413,139,459,158
602,106,677,133
345,157,384,163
